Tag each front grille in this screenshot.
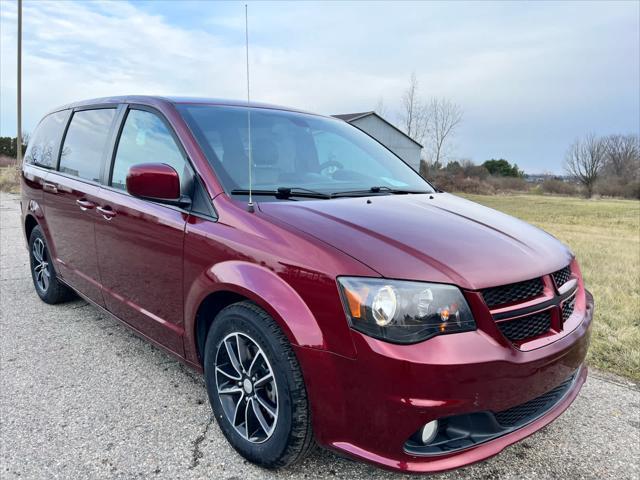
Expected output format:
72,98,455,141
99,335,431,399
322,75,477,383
496,310,551,341
481,278,544,308
562,296,576,323
552,266,571,288
494,372,576,427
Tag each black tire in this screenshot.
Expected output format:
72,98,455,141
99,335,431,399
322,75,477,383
203,301,314,468
28,225,74,304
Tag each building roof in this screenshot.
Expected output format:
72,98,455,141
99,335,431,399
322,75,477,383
331,111,423,148
332,112,374,122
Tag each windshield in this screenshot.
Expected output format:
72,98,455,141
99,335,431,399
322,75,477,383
177,105,434,197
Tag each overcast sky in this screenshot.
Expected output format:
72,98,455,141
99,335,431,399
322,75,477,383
1,0,638,173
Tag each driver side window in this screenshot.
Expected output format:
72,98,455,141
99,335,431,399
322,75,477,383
111,109,188,191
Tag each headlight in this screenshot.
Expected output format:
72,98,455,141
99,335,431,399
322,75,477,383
337,277,476,344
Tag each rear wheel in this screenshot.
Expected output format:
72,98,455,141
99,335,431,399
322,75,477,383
203,301,314,468
29,225,74,304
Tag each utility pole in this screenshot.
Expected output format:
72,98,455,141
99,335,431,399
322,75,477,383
17,0,22,164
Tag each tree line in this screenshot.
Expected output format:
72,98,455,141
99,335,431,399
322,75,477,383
379,74,638,199
0,136,28,160
564,133,639,198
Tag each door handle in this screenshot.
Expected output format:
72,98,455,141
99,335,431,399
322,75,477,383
42,181,58,194
76,199,96,211
96,205,116,220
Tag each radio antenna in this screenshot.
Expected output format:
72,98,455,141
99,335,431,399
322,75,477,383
245,4,254,213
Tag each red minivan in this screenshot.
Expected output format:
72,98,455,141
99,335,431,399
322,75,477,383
21,96,593,473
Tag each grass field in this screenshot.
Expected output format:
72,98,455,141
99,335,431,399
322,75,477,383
463,194,640,381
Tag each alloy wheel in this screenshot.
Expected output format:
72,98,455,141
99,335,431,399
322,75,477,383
215,332,279,444
32,238,51,292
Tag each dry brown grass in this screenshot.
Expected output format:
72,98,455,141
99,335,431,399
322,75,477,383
0,166,20,194
463,193,640,381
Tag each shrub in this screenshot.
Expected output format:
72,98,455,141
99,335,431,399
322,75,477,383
428,173,495,195
623,181,640,199
0,166,20,193
540,178,581,196
465,165,490,180
487,176,529,192
0,154,17,167
456,177,496,194
596,177,640,199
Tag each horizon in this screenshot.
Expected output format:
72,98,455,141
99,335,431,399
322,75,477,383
1,0,638,174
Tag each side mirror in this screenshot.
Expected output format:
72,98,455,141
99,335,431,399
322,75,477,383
126,163,190,207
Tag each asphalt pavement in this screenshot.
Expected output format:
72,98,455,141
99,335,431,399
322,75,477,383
1,191,639,479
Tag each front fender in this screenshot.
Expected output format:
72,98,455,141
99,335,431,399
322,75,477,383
184,260,343,365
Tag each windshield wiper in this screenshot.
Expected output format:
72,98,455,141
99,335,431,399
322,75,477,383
330,186,431,198
231,186,430,200
230,187,331,199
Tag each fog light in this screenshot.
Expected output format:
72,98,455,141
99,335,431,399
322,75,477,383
420,420,439,444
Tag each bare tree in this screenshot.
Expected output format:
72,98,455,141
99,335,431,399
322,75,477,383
564,133,607,198
426,97,463,168
400,73,429,145
603,134,639,178
401,73,418,137
399,73,464,169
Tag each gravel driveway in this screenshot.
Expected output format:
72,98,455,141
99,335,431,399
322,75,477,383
1,191,638,479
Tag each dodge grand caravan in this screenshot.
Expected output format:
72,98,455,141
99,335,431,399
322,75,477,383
21,96,593,473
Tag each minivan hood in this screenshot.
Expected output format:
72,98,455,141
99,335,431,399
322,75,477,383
258,193,573,290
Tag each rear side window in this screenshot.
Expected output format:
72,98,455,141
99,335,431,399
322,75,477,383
24,110,69,168
59,109,116,182
111,109,188,191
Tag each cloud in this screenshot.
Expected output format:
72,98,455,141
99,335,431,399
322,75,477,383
0,0,638,173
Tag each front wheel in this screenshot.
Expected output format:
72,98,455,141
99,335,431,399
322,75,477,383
203,301,314,468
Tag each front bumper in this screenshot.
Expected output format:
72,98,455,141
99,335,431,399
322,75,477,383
295,290,594,473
